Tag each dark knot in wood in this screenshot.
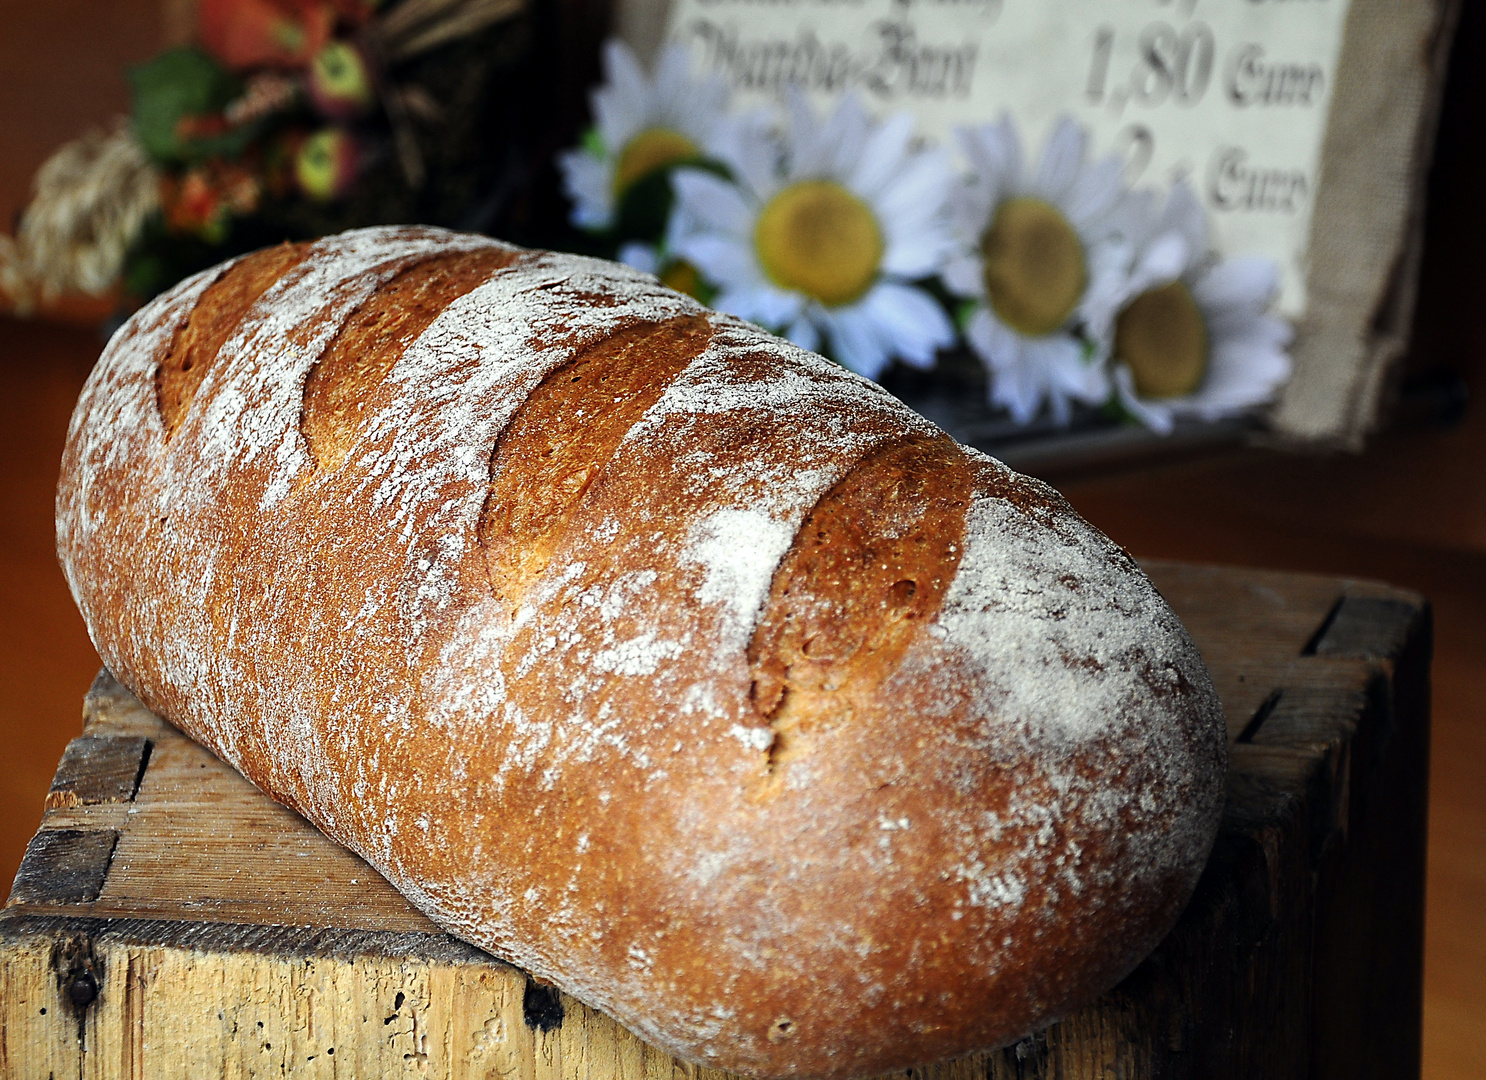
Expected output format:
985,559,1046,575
522,978,564,1032
68,970,98,1008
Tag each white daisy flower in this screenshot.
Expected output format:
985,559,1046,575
670,91,956,380
1103,182,1293,435
558,40,736,233
942,115,1138,425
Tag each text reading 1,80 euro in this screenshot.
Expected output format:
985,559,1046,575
1086,21,1326,114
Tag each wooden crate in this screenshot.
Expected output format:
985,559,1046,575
0,561,1430,1079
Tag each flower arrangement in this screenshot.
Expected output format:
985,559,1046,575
4,25,1291,436
560,42,1292,434
0,120,160,317
2,0,532,313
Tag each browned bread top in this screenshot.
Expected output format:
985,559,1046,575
57,226,1227,1079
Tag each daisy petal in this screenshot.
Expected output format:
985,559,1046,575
966,307,1022,374
826,305,892,379
722,122,782,201
824,93,872,178
787,89,828,176
1034,117,1087,201
957,118,1021,199
1079,235,1139,340
1195,329,1291,406
1204,306,1292,352
671,169,754,236
876,147,953,232
557,148,614,229
673,233,759,289
671,67,732,144
602,39,647,97
942,253,984,299
881,224,954,279
1193,256,1277,315
1062,153,1126,231
1117,186,1159,244
652,43,694,103
859,281,954,367
849,110,916,199
714,283,803,330
595,40,650,148
966,309,1044,423
755,285,808,327
992,326,1098,425
617,241,660,275
1139,232,1190,284
992,352,1041,424
1036,335,1107,406
1114,365,1176,434
949,177,996,241
785,314,820,353
1157,179,1207,255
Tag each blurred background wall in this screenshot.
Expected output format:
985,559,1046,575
1,1,181,239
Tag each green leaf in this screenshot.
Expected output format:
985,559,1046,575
954,300,978,333
129,47,248,164
1100,395,1132,423
612,156,731,245
122,250,171,301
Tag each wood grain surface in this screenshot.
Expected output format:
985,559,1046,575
0,562,1432,1078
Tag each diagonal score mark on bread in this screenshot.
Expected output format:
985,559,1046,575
155,241,310,440
479,314,714,616
746,434,972,795
301,247,521,471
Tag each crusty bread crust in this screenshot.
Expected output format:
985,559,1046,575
57,226,1226,1079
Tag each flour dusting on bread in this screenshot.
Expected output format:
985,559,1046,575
57,226,1227,1080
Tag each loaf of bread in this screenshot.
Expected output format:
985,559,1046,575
57,225,1226,1078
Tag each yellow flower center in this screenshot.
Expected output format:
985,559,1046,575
613,128,700,199
981,197,1087,337
1114,280,1209,399
660,259,704,299
753,180,884,307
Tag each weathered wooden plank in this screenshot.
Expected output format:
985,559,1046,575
94,732,438,934
1138,561,1417,739
0,564,1432,1079
44,735,151,810
79,668,176,739
1309,596,1423,660
1308,608,1431,1080
8,830,118,905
